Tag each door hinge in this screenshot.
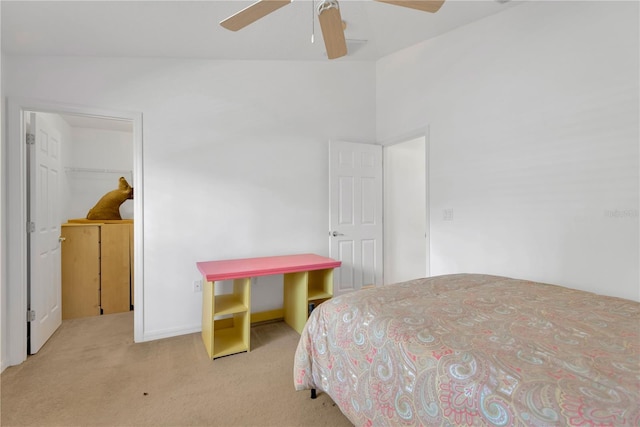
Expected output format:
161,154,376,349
27,222,35,233
26,133,35,145
27,310,36,322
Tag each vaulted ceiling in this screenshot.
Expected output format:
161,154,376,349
2,0,519,61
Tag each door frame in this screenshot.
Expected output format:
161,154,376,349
380,126,431,280
5,97,144,367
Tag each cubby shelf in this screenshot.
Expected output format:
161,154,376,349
212,324,248,358
284,268,334,334
308,290,332,301
201,277,251,359
214,294,248,316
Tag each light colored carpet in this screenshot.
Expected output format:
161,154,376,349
1,312,352,427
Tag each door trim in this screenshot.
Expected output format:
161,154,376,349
5,97,144,368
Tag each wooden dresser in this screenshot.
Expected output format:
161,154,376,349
61,219,133,319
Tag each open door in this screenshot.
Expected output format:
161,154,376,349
27,112,63,353
329,140,383,296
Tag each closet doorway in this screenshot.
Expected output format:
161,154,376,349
383,135,429,284
6,98,143,367
29,111,134,353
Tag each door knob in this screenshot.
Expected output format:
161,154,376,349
59,236,66,243
331,231,344,237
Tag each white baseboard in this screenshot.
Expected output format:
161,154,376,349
139,324,202,343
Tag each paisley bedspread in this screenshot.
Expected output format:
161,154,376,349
293,274,640,426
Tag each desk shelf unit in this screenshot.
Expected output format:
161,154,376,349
309,268,333,301
283,268,334,334
197,254,341,360
202,278,250,359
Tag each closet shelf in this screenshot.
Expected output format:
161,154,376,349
65,167,131,174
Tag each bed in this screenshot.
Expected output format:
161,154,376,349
294,274,639,426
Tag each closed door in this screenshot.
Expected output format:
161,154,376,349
329,140,383,296
61,225,101,319
28,112,62,353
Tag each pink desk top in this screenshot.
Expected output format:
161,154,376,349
196,253,342,282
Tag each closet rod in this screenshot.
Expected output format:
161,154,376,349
65,167,132,174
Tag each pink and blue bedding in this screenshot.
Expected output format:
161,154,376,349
294,274,639,426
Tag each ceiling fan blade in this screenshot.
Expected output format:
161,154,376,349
220,0,292,31
317,2,347,60
374,0,445,13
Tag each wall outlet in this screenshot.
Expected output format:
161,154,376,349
193,280,202,293
443,208,454,221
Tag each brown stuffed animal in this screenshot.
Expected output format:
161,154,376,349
86,177,134,220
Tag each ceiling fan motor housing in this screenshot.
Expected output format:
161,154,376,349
317,0,340,16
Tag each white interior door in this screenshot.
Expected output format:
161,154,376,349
329,140,383,296
28,112,63,354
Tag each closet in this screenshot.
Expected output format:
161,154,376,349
55,112,135,320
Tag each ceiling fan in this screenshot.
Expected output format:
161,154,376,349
220,0,446,60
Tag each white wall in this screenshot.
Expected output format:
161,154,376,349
2,57,376,342
65,127,134,220
377,1,639,301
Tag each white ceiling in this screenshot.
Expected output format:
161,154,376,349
1,0,519,61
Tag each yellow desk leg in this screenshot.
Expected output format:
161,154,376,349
283,271,308,334
201,277,214,359
234,278,251,354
